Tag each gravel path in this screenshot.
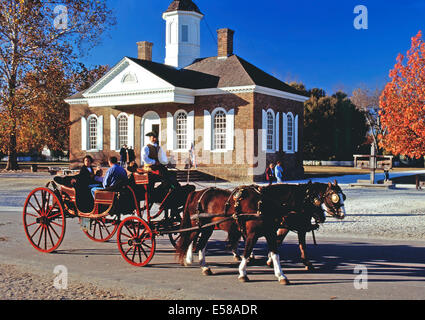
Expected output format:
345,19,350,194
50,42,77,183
315,187,425,241
0,264,144,300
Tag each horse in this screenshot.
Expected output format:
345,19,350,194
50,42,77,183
175,187,242,275
175,183,328,284
265,180,347,271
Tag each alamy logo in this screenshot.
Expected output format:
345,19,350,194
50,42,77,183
53,265,68,290
54,5,68,30
353,265,368,290
354,5,368,30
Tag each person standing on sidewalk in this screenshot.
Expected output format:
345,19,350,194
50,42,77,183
119,144,128,168
265,163,276,186
275,161,284,184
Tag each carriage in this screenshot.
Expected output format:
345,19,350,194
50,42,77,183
22,169,192,267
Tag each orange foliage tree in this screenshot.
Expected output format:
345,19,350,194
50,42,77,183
0,0,115,170
379,31,425,159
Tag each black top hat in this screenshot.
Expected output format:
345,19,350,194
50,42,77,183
145,131,158,138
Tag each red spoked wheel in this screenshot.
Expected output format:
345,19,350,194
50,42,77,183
81,217,119,242
117,216,155,267
23,187,66,253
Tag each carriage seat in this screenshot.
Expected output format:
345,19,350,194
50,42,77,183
60,185,115,207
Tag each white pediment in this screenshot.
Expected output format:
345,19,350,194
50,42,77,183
84,57,173,96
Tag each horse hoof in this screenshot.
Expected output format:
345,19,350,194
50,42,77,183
305,265,315,272
202,268,213,276
279,278,290,285
184,261,192,267
238,276,249,283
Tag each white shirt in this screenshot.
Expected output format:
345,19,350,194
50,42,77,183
142,143,168,165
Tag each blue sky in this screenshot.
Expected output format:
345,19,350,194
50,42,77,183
80,0,425,96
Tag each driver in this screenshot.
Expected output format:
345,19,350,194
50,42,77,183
141,132,179,189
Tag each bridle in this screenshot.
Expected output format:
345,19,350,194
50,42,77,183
320,188,346,219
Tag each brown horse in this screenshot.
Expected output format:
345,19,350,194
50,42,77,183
265,180,347,271
176,183,328,284
175,187,242,275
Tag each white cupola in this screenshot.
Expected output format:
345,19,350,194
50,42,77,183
162,0,204,69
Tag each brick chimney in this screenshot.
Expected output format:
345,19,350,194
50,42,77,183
137,41,153,61
217,28,235,58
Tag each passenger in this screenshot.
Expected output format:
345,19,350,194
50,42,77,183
90,156,128,199
53,155,102,189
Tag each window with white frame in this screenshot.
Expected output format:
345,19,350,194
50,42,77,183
213,110,227,150
176,111,188,150
287,113,294,152
266,111,275,151
117,114,128,148
88,116,98,151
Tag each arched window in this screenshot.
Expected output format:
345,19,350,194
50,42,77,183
117,114,128,149
176,111,188,150
122,72,137,84
88,116,98,151
213,110,227,150
287,113,294,152
266,111,275,151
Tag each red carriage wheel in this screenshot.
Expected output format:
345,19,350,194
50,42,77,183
117,216,155,267
81,217,119,242
23,187,66,253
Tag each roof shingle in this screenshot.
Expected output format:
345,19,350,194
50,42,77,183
164,0,203,15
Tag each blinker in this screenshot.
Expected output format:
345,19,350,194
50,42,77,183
331,193,340,204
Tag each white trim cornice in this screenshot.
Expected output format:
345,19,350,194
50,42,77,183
254,86,310,102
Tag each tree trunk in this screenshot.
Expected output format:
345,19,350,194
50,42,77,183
5,132,18,171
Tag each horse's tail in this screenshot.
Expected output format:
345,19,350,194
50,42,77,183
175,190,198,265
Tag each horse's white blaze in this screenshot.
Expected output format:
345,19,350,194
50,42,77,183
270,252,287,281
238,257,248,278
185,242,194,265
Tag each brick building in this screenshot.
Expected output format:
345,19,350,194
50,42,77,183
65,0,309,182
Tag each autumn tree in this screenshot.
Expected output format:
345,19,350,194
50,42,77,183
0,0,115,170
379,31,425,159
